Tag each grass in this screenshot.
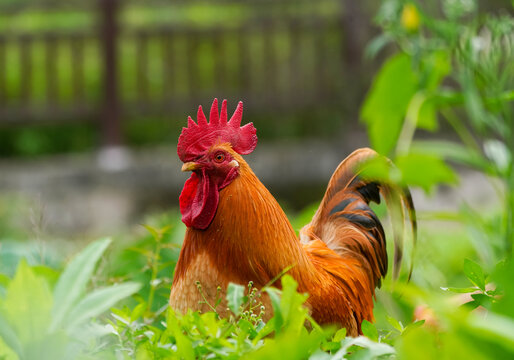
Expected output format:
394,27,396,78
0,202,512,359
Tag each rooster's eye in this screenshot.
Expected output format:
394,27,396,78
214,152,225,163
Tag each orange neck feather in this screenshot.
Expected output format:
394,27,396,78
174,153,314,288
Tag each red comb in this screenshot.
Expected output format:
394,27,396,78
177,99,258,162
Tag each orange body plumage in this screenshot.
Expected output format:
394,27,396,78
169,100,415,336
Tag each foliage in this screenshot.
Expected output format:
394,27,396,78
362,0,513,259
105,275,400,360
359,0,514,358
0,238,141,360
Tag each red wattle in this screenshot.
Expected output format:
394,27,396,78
179,170,219,230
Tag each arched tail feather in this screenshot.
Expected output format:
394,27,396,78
301,148,417,288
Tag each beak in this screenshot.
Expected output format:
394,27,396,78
181,162,202,172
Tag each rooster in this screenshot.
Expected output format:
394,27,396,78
169,99,416,335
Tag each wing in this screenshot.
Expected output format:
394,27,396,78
301,148,416,289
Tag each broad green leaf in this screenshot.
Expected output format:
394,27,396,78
358,156,396,184
471,294,493,310
466,312,514,349
265,288,283,333
491,259,514,318
50,238,111,331
31,265,60,289
279,275,308,333
463,259,486,291
2,260,52,345
416,95,438,131
360,320,378,341
361,53,418,155
226,283,245,316
261,275,310,338
64,282,141,331
396,153,458,193
411,140,495,173
461,300,481,311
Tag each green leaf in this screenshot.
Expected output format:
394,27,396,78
440,286,479,293
386,315,403,332
463,259,486,291
471,294,493,310
265,288,283,334
261,278,306,338
143,224,172,241
277,275,309,334
237,318,258,339
1,260,52,345
0,313,23,359
411,140,495,173
167,310,195,360
396,153,458,193
130,302,147,322
361,320,378,341
50,238,112,331
338,336,395,358
402,320,425,335
416,94,438,131
226,283,245,316
142,224,160,240
332,328,347,342
64,282,141,331
461,300,481,311
31,266,60,289
361,53,418,155
466,312,514,348
364,33,393,59
422,50,451,91
0,273,10,288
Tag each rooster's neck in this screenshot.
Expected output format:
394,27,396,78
175,157,311,286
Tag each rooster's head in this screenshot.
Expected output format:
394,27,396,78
177,98,258,230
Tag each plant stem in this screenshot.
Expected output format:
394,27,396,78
395,92,424,156
507,117,514,257
147,232,162,314
440,108,482,153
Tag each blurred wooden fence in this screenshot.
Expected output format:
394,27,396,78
0,0,349,146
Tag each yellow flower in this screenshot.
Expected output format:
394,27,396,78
401,3,421,32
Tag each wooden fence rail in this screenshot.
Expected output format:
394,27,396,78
0,0,348,147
